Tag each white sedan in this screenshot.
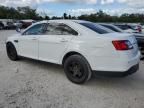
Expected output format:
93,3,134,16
6,20,140,84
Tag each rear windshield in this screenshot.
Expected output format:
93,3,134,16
79,22,113,34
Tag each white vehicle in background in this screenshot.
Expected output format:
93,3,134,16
141,25,144,33
115,24,142,33
0,21,16,29
13,21,23,28
6,20,140,84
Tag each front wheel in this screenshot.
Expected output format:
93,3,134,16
0,25,3,30
6,43,19,61
64,55,92,84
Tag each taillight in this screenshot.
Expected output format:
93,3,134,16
112,40,133,51
138,26,142,33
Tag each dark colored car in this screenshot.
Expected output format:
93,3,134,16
21,21,32,28
99,23,144,59
20,20,35,28
4,22,16,29
0,21,4,30
135,34,144,56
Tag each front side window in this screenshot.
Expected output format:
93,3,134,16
45,23,78,35
23,24,45,35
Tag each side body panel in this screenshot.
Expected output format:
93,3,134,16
38,35,73,64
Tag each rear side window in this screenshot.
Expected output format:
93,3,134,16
79,23,111,34
45,23,78,36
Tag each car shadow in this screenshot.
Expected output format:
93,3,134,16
141,57,144,60
18,58,144,89
84,70,144,90
18,57,64,75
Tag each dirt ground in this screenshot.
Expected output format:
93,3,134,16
0,30,144,108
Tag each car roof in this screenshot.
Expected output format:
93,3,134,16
34,20,89,24
99,23,118,27
99,23,121,28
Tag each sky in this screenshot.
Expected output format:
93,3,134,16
0,0,144,16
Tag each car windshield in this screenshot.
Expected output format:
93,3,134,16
79,22,114,34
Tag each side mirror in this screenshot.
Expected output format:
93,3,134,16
16,27,21,33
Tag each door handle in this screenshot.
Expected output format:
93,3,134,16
14,40,18,43
31,38,37,40
60,38,68,42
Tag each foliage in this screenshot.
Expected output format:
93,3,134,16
78,10,144,23
0,6,144,23
0,6,42,20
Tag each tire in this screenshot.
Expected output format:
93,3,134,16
140,55,144,60
6,43,19,61
0,23,4,30
64,55,92,84
0,25,3,30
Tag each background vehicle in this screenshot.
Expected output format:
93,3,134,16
4,22,16,29
141,25,144,33
0,21,16,30
0,21,4,30
13,21,23,29
114,24,142,33
20,20,35,28
129,24,142,33
99,23,144,59
6,20,140,84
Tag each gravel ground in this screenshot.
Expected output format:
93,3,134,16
0,30,144,108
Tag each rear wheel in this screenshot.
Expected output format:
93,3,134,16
64,55,92,84
6,43,19,61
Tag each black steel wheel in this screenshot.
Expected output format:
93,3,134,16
6,43,19,61
64,55,92,84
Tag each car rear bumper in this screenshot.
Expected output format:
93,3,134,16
93,64,139,77
88,51,140,72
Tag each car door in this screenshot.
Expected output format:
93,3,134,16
18,23,44,59
38,23,78,64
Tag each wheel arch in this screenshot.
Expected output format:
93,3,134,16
6,41,15,47
62,51,91,69
6,41,18,54
6,41,13,46
6,39,18,48
62,51,83,65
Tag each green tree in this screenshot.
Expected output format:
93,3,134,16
45,16,50,20
63,13,68,19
